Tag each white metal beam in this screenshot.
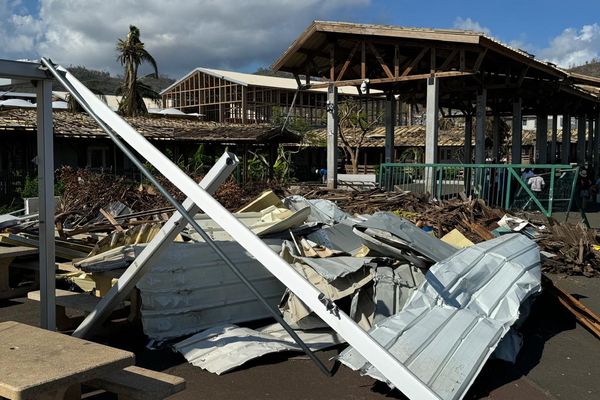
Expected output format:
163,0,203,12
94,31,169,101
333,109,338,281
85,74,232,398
73,152,238,338
36,79,55,330
50,62,441,400
0,59,49,80
424,77,439,195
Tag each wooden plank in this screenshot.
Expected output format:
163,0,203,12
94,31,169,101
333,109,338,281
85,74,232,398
0,321,133,400
0,246,38,259
543,276,600,339
439,49,458,71
0,234,89,260
336,42,359,82
401,47,429,77
100,209,124,232
394,45,400,78
27,289,128,313
329,45,335,81
367,42,394,79
473,48,488,71
307,70,473,89
361,41,366,79
87,366,185,400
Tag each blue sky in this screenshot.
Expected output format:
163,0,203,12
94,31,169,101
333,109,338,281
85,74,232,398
2,0,600,77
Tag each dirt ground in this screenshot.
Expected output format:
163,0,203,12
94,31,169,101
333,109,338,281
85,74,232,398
0,273,598,400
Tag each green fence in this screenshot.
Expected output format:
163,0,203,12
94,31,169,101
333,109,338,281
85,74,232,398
379,163,579,217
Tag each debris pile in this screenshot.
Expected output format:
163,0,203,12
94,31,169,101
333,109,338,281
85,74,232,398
1,172,599,400
290,187,600,276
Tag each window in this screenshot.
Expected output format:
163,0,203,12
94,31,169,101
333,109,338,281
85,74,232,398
87,146,109,169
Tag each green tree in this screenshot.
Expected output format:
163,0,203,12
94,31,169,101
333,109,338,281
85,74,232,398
116,25,159,116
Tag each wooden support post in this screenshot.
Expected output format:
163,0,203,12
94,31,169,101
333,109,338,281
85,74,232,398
536,114,548,164
425,77,439,195
550,115,558,163
511,98,522,164
384,94,396,163
241,86,247,124
492,111,501,162
361,41,366,79
464,115,473,164
577,116,586,165
475,89,487,164
326,85,338,189
562,114,571,164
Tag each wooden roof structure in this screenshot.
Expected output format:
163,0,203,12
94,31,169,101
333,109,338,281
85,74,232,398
0,108,300,144
273,21,600,115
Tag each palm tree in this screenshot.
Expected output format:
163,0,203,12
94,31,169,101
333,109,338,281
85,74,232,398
116,25,159,116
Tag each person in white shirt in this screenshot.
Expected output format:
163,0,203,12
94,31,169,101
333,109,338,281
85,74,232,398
527,173,545,193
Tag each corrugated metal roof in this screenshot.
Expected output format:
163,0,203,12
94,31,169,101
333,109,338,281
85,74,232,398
339,233,541,400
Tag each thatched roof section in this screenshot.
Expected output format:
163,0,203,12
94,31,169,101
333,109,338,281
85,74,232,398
0,108,300,144
304,125,581,148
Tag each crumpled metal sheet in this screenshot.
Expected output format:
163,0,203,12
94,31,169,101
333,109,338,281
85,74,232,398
373,264,425,324
338,234,541,400
174,323,344,375
187,206,310,241
306,223,365,255
279,244,374,329
299,256,375,282
137,240,286,340
284,195,358,225
354,212,457,264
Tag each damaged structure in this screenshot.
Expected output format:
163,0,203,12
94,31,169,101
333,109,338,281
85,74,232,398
2,19,600,400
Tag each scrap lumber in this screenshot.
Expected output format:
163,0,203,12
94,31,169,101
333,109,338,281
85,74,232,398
543,275,600,339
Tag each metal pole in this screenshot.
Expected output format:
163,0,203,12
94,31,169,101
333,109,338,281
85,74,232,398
44,59,331,377
326,84,338,189
45,60,440,398
36,78,55,330
74,151,238,338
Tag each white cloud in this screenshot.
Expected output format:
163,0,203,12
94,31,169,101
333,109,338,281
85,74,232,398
453,17,490,35
537,24,600,68
0,0,44,57
0,0,370,77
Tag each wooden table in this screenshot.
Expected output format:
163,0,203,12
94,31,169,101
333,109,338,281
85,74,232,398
0,321,134,400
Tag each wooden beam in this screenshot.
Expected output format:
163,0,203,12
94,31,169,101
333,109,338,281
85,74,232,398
459,49,466,71
473,49,488,71
329,45,335,81
401,47,429,77
361,41,366,79
430,47,436,73
367,42,394,79
517,66,530,87
439,49,458,71
307,70,474,89
394,45,400,78
336,42,359,82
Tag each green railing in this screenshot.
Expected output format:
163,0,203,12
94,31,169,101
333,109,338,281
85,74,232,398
379,163,579,217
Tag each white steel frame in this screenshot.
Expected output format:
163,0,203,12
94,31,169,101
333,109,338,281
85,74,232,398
33,60,440,399
0,59,56,330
